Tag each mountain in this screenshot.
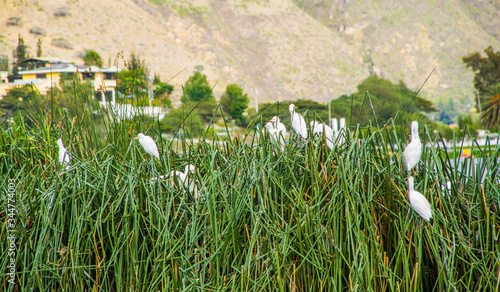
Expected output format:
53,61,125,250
1,0,499,110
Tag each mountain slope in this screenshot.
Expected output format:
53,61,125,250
1,0,498,109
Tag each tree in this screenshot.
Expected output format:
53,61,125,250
0,55,8,72
83,50,103,67
457,115,479,139
36,39,43,57
181,72,214,103
220,84,249,122
12,34,28,75
160,105,203,137
153,82,174,108
330,76,436,126
0,85,42,121
463,46,500,112
116,53,148,101
480,84,500,129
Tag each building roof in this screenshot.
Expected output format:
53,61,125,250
20,57,63,63
18,64,122,75
1,79,49,86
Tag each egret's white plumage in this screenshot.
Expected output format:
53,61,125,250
171,164,199,198
57,138,70,167
403,121,422,171
310,121,334,150
289,104,307,140
137,133,160,159
408,176,433,221
265,122,285,151
270,116,287,140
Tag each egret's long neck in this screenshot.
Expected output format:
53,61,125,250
408,179,414,191
411,124,419,141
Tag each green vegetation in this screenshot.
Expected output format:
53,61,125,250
83,49,103,67
331,76,436,127
116,52,149,103
180,72,214,103
1,89,499,290
36,39,42,57
12,34,28,75
480,84,500,129
0,55,8,72
220,84,249,125
463,46,500,129
0,85,41,121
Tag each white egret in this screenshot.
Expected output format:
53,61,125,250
403,121,422,171
265,122,285,151
171,164,199,198
57,138,70,168
310,121,334,150
408,176,433,222
136,133,160,159
151,165,199,198
270,116,287,140
289,104,307,140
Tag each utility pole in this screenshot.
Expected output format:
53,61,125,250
254,86,259,114
328,100,331,128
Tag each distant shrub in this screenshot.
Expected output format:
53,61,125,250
29,26,46,35
54,7,70,17
51,38,73,50
6,17,21,26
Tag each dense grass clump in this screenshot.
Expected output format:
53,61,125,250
0,99,499,291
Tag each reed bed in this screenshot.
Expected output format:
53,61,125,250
1,98,499,291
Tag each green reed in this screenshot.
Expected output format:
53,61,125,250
0,94,499,291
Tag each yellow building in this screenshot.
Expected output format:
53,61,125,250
0,62,121,104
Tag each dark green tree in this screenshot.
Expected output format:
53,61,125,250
330,76,436,126
220,84,249,122
160,105,203,137
12,34,29,75
463,46,500,112
480,84,500,129
83,50,103,67
457,115,479,139
181,72,214,103
0,55,8,72
153,82,174,108
116,53,148,102
36,39,43,57
0,85,41,120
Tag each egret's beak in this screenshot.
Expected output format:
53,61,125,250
295,106,298,109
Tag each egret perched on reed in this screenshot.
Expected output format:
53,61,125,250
57,138,70,168
152,164,199,198
310,121,334,150
403,121,422,171
408,176,433,222
270,116,287,138
289,104,307,140
136,133,160,159
265,122,285,151
171,164,199,198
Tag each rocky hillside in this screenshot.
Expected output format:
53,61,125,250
1,0,499,108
